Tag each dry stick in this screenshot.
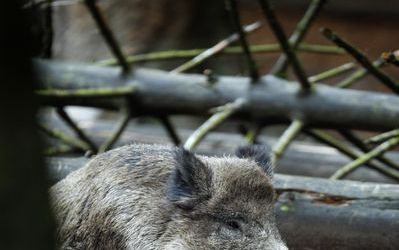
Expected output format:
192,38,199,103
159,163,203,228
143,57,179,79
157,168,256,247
44,145,76,156
365,129,399,145
184,98,247,151
99,106,131,153
38,123,91,152
158,116,181,146
225,0,259,82
336,59,385,89
308,62,355,83
98,43,344,67
305,130,399,181
258,0,311,90
271,119,304,164
330,136,399,180
84,0,130,74
322,28,399,94
272,0,327,76
56,107,98,152
381,50,399,67
171,22,262,74
338,129,399,171
36,86,136,98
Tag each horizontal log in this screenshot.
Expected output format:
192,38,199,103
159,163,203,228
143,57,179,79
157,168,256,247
34,60,399,131
275,175,399,250
43,120,398,184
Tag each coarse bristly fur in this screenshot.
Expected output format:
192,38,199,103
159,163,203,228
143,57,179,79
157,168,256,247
50,143,288,250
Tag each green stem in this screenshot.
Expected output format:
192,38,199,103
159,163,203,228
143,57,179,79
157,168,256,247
36,86,136,98
305,130,399,181
365,129,399,145
184,98,247,150
338,129,399,171
308,62,355,83
38,123,91,152
330,136,399,180
97,44,344,66
272,119,304,163
336,59,385,88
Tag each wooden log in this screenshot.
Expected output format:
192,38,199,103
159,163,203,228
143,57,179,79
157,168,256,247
34,59,399,131
44,121,399,184
275,175,399,250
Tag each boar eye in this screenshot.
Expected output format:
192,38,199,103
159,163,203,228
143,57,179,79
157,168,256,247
225,220,241,231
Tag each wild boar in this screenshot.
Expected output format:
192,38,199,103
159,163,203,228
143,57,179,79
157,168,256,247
51,144,287,249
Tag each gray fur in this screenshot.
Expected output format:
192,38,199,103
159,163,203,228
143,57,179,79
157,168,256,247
51,144,288,250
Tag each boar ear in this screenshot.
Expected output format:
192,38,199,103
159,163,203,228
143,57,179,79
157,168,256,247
235,144,273,177
167,148,212,210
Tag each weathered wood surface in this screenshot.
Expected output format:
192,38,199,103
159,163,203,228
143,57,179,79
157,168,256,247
44,122,399,184
34,60,399,131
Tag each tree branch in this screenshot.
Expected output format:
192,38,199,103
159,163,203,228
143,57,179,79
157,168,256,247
272,0,327,75
258,0,311,90
322,28,399,93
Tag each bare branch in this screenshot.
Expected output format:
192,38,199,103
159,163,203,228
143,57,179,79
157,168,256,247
56,107,97,152
225,0,259,82
171,22,262,74
272,0,327,75
84,0,130,73
322,28,399,93
258,0,311,90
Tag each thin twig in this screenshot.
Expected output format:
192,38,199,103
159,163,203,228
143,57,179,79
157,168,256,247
258,0,311,90
36,86,136,98
336,58,385,88
305,130,399,181
308,62,355,83
245,125,263,144
381,50,399,67
365,129,399,145
98,43,344,67
158,116,181,146
271,119,304,164
338,129,399,171
322,28,399,94
44,144,76,156
38,123,91,152
184,98,247,151
99,106,131,153
84,0,130,74
272,0,327,75
56,107,98,152
225,0,259,82
330,136,399,180
171,22,262,74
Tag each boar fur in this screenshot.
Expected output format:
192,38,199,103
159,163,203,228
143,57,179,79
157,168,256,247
51,144,287,250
